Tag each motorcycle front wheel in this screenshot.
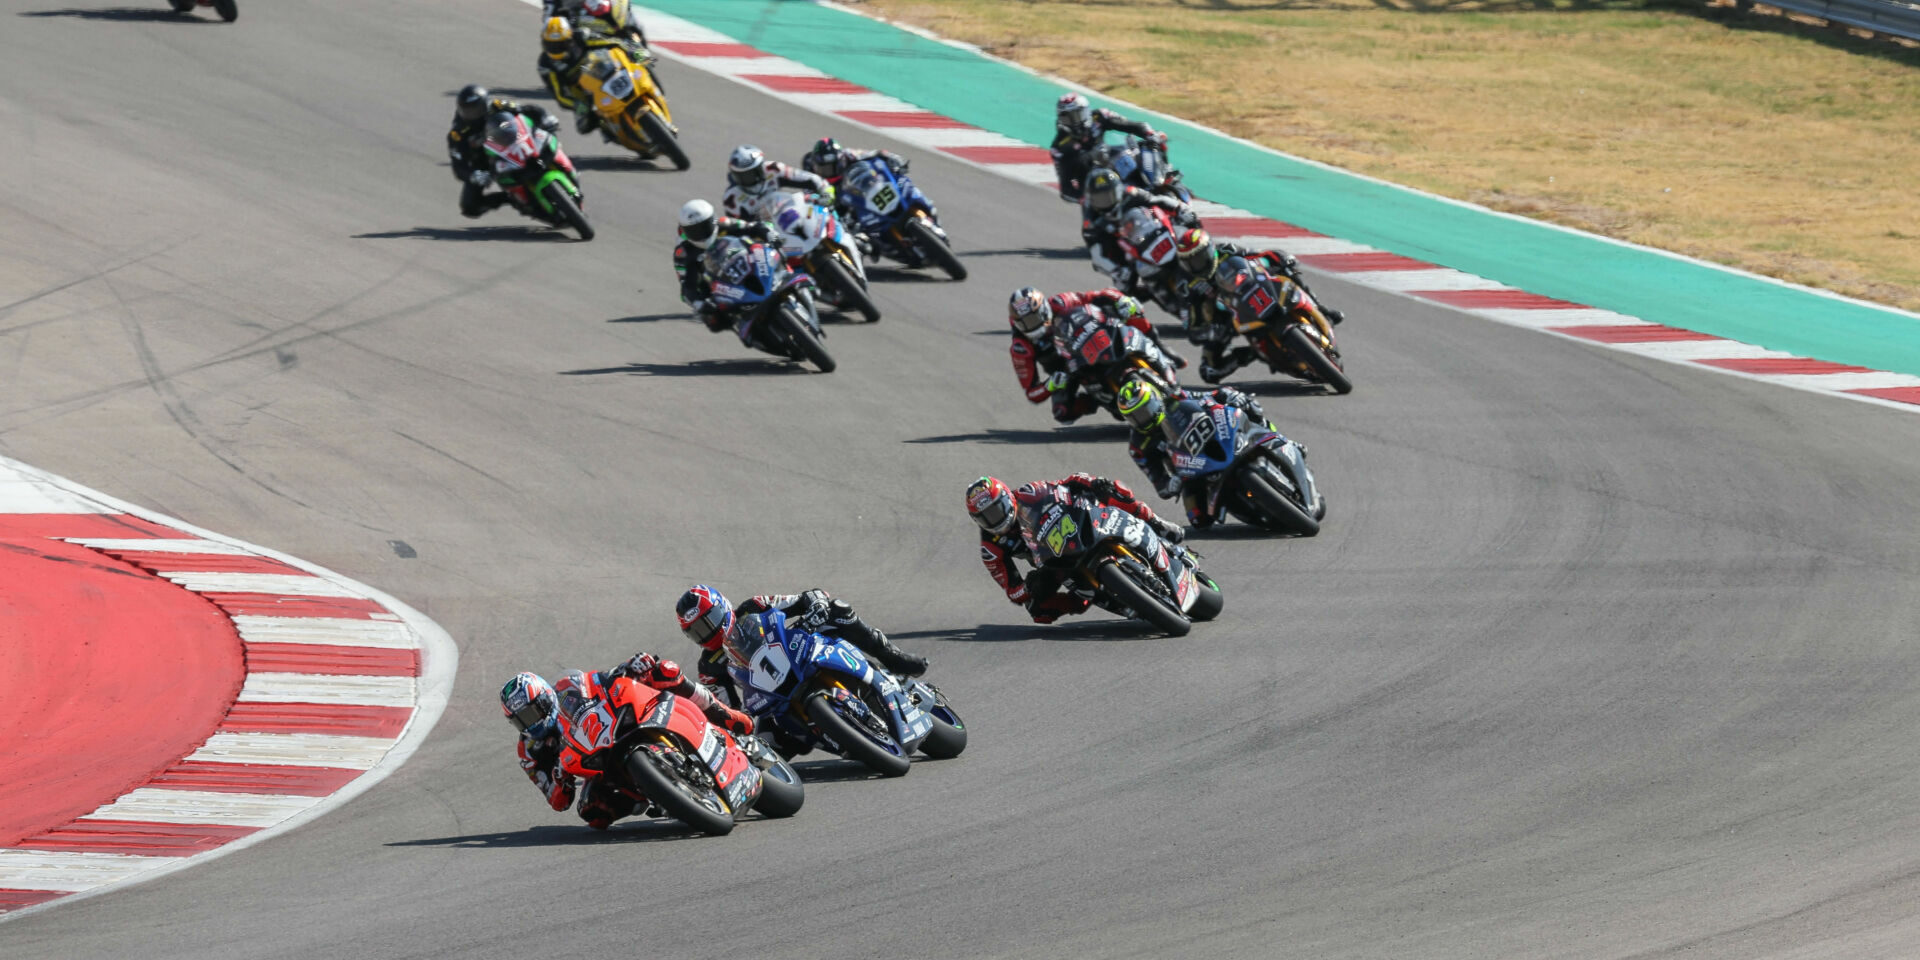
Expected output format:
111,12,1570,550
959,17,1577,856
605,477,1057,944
818,255,880,323
543,182,593,241
623,741,735,836
1240,467,1319,537
1096,558,1191,637
1187,572,1225,621
752,758,805,818
906,217,966,281
1279,324,1351,395
802,689,910,777
638,111,690,171
917,685,967,759
775,304,835,373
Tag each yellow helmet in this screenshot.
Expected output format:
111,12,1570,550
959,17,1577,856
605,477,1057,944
542,17,573,60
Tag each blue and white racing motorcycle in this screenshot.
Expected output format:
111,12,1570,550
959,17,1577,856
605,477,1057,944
729,611,966,778
1091,134,1190,202
840,158,967,281
704,237,835,373
1163,394,1324,536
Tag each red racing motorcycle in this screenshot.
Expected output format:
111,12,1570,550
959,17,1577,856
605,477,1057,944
556,675,804,836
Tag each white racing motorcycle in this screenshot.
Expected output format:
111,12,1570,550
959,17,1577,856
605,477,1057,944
758,191,881,323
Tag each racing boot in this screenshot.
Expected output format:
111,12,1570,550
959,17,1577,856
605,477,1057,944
1199,345,1257,385
847,626,928,678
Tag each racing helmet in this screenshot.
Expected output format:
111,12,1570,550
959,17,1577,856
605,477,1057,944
1057,93,1093,136
455,84,491,123
676,584,735,651
678,199,719,248
701,236,744,280
1007,286,1052,339
1086,168,1123,214
1214,255,1256,295
1175,227,1215,276
727,145,769,191
541,16,574,61
806,137,846,178
500,672,559,734
1117,380,1166,432
966,477,1016,536
582,0,614,18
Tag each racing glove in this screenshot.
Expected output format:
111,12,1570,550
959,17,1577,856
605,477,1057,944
1044,371,1070,394
469,169,491,186
615,652,660,680
1154,476,1182,500
539,114,562,133
1006,582,1031,605
1153,518,1185,545
713,704,754,737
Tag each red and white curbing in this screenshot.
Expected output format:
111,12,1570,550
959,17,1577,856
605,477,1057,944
613,5,1920,414
0,458,455,920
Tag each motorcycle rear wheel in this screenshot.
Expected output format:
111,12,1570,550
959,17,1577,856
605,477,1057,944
623,742,735,836
638,111,690,171
1241,468,1319,537
1097,558,1191,637
543,183,593,241
819,255,880,323
775,305,835,373
803,690,910,777
907,217,966,281
212,0,236,19
752,758,805,818
1280,324,1351,395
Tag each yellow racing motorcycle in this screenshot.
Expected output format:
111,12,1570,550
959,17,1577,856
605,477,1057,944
576,45,690,170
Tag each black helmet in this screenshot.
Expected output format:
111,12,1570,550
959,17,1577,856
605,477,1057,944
1086,168,1123,214
807,137,845,178
456,84,490,123
484,112,520,147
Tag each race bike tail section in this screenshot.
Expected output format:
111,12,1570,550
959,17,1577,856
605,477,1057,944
767,192,882,322
840,158,966,281
1162,396,1323,536
1117,206,1187,320
576,44,690,170
705,238,835,372
731,612,966,777
483,113,592,241
555,675,804,835
1220,255,1351,394
1020,496,1223,636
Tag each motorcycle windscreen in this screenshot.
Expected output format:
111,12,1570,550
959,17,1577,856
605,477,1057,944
734,615,802,698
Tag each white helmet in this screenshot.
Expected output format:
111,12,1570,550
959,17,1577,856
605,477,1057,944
678,199,718,248
727,145,770,193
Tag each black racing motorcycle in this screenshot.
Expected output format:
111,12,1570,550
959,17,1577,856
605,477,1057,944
1018,495,1222,637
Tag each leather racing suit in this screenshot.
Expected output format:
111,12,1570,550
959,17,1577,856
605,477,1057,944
984,474,1182,623
1051,107,1161,203
449,99,554,218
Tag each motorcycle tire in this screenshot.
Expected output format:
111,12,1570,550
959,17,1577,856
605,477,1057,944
775,305,835,373
1187,573,1225,621
751,757,805,818
168,0,195,11
623,742,735,836
1280,324,1352,395
1241,468,1320,537
212,0,236,19
919,715,967,759
802,689,910,777
543,183,593,242
1096,558,1191,637
907,217,967,281
639,111,690,171
819,255,881,323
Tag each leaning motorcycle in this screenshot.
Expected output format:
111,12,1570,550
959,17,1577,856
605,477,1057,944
1090,135,1189,202
1161,395,1323,536
575,45,690,170
168,0,236,20
554,674,806,836
482,112,592,241
705,238,835,373
1115,206,1189,320
1217,255,1350,394
763,192,881,322
839,158,966,281
1055,312,1180,420
1018,495,1222,637
729,611,966,778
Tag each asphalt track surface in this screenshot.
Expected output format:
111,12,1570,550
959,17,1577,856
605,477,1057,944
3,2,1920,957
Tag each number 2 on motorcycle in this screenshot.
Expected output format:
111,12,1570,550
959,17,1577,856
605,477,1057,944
1078,330,1113,365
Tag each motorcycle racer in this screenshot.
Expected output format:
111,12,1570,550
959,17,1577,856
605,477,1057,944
674,198,781,331
1006,287,1098,424
966,474,1184,624
448,85,558,220
499,657,752,830
800,136,910,188
721,145,833,221
564,0,649,51
537,15,649,137
1050,286,1186,369
675,586,929,706
1175,228,1344,384
1080,168,1199,299
1046,294,1181,423
1117,380,1279,527
1051,93,1165,203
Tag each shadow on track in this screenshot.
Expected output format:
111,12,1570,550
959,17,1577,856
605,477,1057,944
353,226,571,243
560,358,811,377
1228,379,1339,399
569,155,670,172
790,758,899,783
865,266,945,284
892,620,1162,643
387,821,705,848
1185,523,1285,542
19,7,215,21
963,246,1087,261
606,312,685,324
904,423,1131,445
442,86,551,100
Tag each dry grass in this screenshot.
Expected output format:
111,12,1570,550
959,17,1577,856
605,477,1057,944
848,0,1920,310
